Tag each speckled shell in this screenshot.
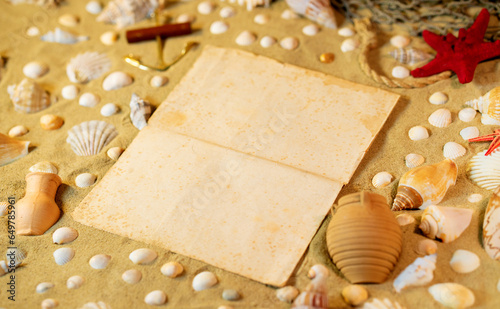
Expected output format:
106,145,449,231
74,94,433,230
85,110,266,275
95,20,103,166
393,254,436,293
389,48,431,64
66,121,118,156
428,283,475,308
483,185,500,260
130,93,152,130
97,0,157,29
285,0,337,29
41,27,88,44
66,52,111,84
468,149,500,191
428,108,452,128
465,86,500,125
0,133,30,166
8,78,51,113
419,205,473,243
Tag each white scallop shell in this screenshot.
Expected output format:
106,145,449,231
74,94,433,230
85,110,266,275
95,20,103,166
100,31,118,46
62,85,79,100
89,254,111,269
428,283,475,308
236,31,256,46
405,153,425,168
66,52,111,84
41,298,59,309
429,92,448,105
260,35,277,48
107,147,124,160
150,75,168,88
176,14,196,24
468,149,500,191
102,71,133,91
53,227,78,244
41,28,89,44
79,93,100,108
276,286,299,303
53,247,75,265
338,27,355,37
23,61,49,79
415,239,438,255
75,173,97,188
460,126,480,140
7,78,51,113
36,282,55,294
59,14,79,27
67,275,85,289
408,125,429,141
280,37,299,50
341,285,368,306
130,93,152,130
393,254,436,293
26,26,40,37
360,298,406,309
79,301,112,309
467,193,482,203
254,14,269,24
390,35,410,48
100,103,120,117
396,214,415,226
306,264,329,279
161,261,184,278
449,249,480,273
192,271,218,291
443,142,466,159
122,269,142,284
281,9,299,20
198,1,216,14
210,21,229,34
458,108,476,122
372,171,393,188
66,120,118,156
302,24,320,36
29,161,57,174
86,1,103,15
129,248,158,265
9,125,29,138
220,6,236,18
97,0,157,29
392,66,410,79
428,108,452,128
144,290,167,306
341,38,359,52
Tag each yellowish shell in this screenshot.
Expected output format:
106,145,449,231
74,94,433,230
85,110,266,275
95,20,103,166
341,285,368,306
0,133,30,166
465,86,500,125
483,185,500,260
40,114,64,130
372,171,393,188
428,283,475,308
7,78,51,113
419,205,473,243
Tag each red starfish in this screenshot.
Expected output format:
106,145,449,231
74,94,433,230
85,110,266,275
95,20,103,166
469,129,500,156
411,9,500,84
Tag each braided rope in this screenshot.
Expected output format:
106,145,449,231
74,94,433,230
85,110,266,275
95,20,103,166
354,18,453,89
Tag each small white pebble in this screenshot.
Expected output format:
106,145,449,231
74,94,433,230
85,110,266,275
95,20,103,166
79,92,100,107
100,103,119,117
235,31,256,46
100,31,118,45
302,24,320,36
254,13,269,24
468,193,482,203
85,1,102,15
392,66,410,78
26,26,40,37
338,27,355,37
219,6,236,18
458,108,476,122
210,21,229,34
260,35,276,48
198,1,216,15
62,85,79,100
176,14,196,24
150,75,168,88
429,92,448,105
340,38,359,52
8,125,29,137
390,35,410,48
192,271,218,291
280,37,299,50
161,261,184,278
75,173,97,188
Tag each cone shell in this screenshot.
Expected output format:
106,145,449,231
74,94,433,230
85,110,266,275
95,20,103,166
419,205,473,243
8,78,51,113
393,254,436,293
392,159,457,211
66,121,118,156
465,86,500,124
285,0,337,29
468,149,500,191
130,93,152,130
428,108,452,128
389,48,431,64
53,247,75,265
66,52,111,84
0,133,30,166
483,185,500,260
292,267,328,309
129,248,157,265
97,0,157,29
449,249,480,273
326,191,402,284
52,227,78,244
428,283,475,308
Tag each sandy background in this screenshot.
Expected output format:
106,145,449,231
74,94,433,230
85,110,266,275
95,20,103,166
0,0,499,308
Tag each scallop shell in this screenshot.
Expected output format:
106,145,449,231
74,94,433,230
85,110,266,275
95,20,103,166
23,61,49,79
192,271,218,291
392,66,410,79
280,37,299,50
102,71,133,91
303,24,320,36
41,28,89,44
210,21,229,34
429,92,448,105
40,114,64,130
360,298,406,309
419,205,473,243
236,31,256,46
468,149,500,191
144,290,167,306
8,125,29,137
100,31,119,46
75,173,97,188
41,298,59,309
254,13,269,24
292,265,328,308
415,239,438,255
460,126,479,140
129,248,157,265
53,247,75,265
89,254,111,269
285,0,337,29
458,108,476,122
443,142,466,160
61,85,79,100
389,48,431,64
79,92,100,107
161,261,184,278
150,75,168,88
100,103,120,117
122,269,142,284
449,249,480,273
220,6,236,18
307,264,329,279
405,153,425,168
66,52,111,84
86,1,103,14
97,0,157,29
428,283,475,308
58,14,79,27
465,86,500,125
107,147,124,160
390,35,410,48
393,254,436,293
338,27,355,37
130,93,152,130
371,171,393,188
276,286,299,303
396,214,415,226
341,285,368,306
79,301,112,309
36,282,55,294
408,126,429,141
428,108,452,128
341,38,359,52
0,133,30,166
483,185,500,260
66,120,118,156
8,78,51,113
67,275,85,289
260,35,277,48
53,227,78,244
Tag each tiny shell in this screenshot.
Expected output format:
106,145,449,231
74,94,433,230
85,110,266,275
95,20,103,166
254,14,269,24
41,298,59,309
280,37,299,50
107,147,124,160
89,254,111,269
302,24,320,36
467,193,482,203
396,214,415,226
129,248,158,265
36,282,55,294
176,14,196,24
80,302,112,309
390,35,410,48
26,26,40,36
86,1,103,15
29,161,58,174
220,6,236,18
428,108,452,128
222,289,240,301
100,103,120,117
62,85,79,100
161,261,184,278
53,227,78,244
276,286,299,303
281,9,299,20
307,264,329,279
458,108,476,122
449,249,480,273
23,61,49,79
53,247,75,265
67,275,85,289
198,1,216,15
144,290,167,306
371,171,393,188
429,92,448,105
40,114,64,130
460,126,479,140
150,75,168,88
392,66,410,79
8,125,29,137
210,21,229,34
428,283,475,308
341,285,368,306
75,173,97,188
122,269,142,284
59,14,79,27
102,71,133,91
236,31,256,46
341,38,359,52
338,27,355,37
443,142,466,160
393,254,436,293
405,153,425,168
408,126,429,141
192,271,218,291
260,36,276,48
79,92,100,107
416,239,438,255
100,31,118,45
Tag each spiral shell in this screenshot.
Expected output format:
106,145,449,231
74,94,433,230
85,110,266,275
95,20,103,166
465,86,500,125
428,108,452,128
292,265,328,308
285,0,337,29
419,205,473,243
468,149,500,191
8,78,51,113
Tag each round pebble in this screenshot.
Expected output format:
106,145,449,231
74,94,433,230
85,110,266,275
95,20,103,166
302,24,319,36
144,290,167,306
392,66,410,78
150,75,168,88
222,289,240,301
8,125,29,137
198,1,216,15
220,6,236,18
254,14,269,24
100,103,119,117
75,173,97,188
192,271,218,291
86,1,102,15
319,53,335,63
210,21,229,34
62,85,79,100
260,35,276,48
79,92,100,107
122,269,142,284
236,31,256,46
40,115,64,130
280,37,299,50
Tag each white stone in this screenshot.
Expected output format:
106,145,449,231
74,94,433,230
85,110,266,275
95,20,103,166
467,193,482,203
122,269,142,284
144,290,167,306
260,36,276,48
198,1,216,15
53,248,75,266
254,14,269,24
75,173,97,188
161,262,184,278
129,248,158,265
58,14,79,27
89,254,111,269
392,66,410,78
62,85,79,100
235,31,256,46
150,75,168,88
176,14,196,24
79,92,100,107
450,250,480,273
100,103,120,117
26,26,40,37
100,31,118,45
341,38,359,52
210,21,229,34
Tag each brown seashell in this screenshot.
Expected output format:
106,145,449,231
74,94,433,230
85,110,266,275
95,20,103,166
0,133,30,166
483,185,500,260
326,191,402,284
392,159,457,211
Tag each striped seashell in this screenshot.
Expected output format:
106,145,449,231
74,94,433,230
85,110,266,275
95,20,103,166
6,247,26,267
97,0,157,29
53,227,78,244
0,133,30,166
66,52,111,84
428,108,452,128
41,27,88,44
389,48,432,64
53,247,75,265
130,93,152,130
443,142,466,160
405,153,425,168
372,171,393,188
8,78,51,113
285,0,337,29
468,149,500,191
66,121,118,156
465,86,500,125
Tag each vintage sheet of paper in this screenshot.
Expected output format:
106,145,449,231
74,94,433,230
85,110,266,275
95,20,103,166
72,46,400,286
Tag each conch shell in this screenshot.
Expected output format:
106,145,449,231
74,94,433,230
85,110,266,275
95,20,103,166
392,159,457,211
483,185,500,260
0,133,30,166
465,86,500,125
393,254,436,293
292,265,328,308
419,205,473,243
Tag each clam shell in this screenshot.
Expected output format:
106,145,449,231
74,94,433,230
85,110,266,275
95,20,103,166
75,173,97,188
8,78,51,113
129,248,157,265
100,103,120,117
428,283,475,308
66,120,118,156
53,247,75,265
122,269,142,284
443,142,466,160
415,239,438,255
467,193,482,203
41,298,59,309
23,61,49,79
338,27,355,37
236,30,256,46
483,185,500,260
307,264,329,279
360,298,406,309
86,1,103,14
408,125,429,141
79,92,100,107
254,14,269,24
276,286,299,303
161,261,184,278
303,24,320,36
468,149,500,191
107,146,124,160
102,71,133,91
222,289,240,301
40,114,64,130
393,254,436,293
392,66,410,79
460,126,479,140
428,108,452,128
390,35,410,48
192,271,218,291
220,6,236,18
371,171,393,188
198,1,216,15
0,132,30,166
58,14,79,27
144,290,167,306
210,21,229,34
260,35,277,48
97,0,157,28
130,93,152,130
280,37,299,50
281,9,299,20
429,92,448,105
176,14,196,23
419,205,473,243
61,85,79,100
405,153,425,168
100,31,118,46
67,275,85,289
396,214,415,226
458,108,476,122
150,75,168,88
8,125,29,137
341,38,359,52
41,28,88,44
36,282,55,294
53,227,78,244
89,254,111,269
341,285,368,306
66,52,111,84
449,249,480,273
